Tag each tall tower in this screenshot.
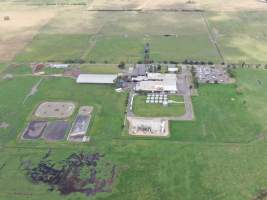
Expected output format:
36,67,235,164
144,43,150,64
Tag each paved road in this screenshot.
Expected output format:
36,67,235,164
127,91,135,117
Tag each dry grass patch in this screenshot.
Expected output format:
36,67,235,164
88,0,267,11
88,0,195,10
200,0,267,11
0,6,57,61
43,8,106,34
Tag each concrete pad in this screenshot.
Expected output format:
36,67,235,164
128,117,169,137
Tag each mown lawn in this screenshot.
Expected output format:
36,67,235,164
133,95,185,117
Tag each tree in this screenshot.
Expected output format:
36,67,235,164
118,61,125,69
157,65,161,71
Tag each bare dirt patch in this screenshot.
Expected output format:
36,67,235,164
252,189,267,200
0,6,57,61
0,122,9,129
35,102,76,118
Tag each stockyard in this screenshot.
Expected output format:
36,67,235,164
1,0,267,200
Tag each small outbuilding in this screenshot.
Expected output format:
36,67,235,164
168,67,178,73
49,64,69,69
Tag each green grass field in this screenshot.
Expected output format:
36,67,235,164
133,95,185,117
85,36,144,63
13,8,267,64
1,69,267,199
13,10,221,64
15,34,91,62
2,1,267,199
0,64,7,74
79,64,123,74
2,3,267,64
206,11,267,63
0,76,127,145
171,84,262,143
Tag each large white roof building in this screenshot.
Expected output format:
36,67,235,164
135,73,177,92
76,74,117,84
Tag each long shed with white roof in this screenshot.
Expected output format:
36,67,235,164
76,74,117,84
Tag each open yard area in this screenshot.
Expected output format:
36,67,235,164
133,95,185,117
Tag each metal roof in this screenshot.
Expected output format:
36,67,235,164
135,80,177,92
76,74,117,84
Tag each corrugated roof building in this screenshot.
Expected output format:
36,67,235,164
76,74,117,84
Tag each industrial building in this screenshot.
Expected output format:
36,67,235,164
135,73,177,93
76,74,118,84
